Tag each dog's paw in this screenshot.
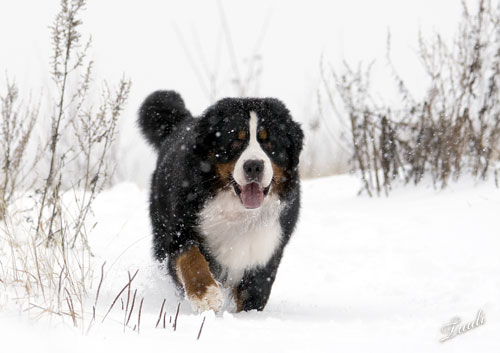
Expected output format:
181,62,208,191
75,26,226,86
188,284,223,313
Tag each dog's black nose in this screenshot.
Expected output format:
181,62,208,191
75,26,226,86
243,159,264,182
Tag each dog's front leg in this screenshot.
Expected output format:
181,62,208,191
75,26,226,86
176,246,223,313
233,252,282,312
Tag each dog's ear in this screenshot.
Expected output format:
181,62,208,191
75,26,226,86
262,98,304,169
287,119,304,168
194,98,239,161
193,108,224,161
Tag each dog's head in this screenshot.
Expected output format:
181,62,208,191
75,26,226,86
195,98,303,209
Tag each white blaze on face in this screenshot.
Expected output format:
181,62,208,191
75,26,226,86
233,111,273,187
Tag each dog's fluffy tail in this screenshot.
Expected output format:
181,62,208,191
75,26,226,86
138,90,192,151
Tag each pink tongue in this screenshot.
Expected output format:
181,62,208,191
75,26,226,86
240,182,264,209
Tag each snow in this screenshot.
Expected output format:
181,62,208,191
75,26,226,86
2,175,499,352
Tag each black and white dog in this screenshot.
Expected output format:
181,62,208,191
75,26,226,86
138,91,303,312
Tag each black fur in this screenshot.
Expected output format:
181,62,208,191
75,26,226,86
139,90,303,311
138,91,192,151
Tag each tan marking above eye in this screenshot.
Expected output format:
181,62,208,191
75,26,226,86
258,129,268,140
238,130,247,140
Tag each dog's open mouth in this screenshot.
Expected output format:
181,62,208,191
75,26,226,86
233,182,270,209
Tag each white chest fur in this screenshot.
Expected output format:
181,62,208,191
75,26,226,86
198,190,283,284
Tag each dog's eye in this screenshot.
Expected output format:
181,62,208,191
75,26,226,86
263,141,272,150
232,140,243,149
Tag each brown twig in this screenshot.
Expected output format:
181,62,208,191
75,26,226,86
94,261,106,307
101,269,139,323
126,289,137,327
197,316,206,340
155,298,166,328
137,297,144,334
173,302,180,331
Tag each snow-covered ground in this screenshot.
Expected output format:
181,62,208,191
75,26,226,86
1,174,499,352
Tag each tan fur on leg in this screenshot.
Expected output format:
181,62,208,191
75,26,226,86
176,247,222,312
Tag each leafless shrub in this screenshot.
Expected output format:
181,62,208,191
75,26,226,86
0,79,39,219
36,0,131,245
0,0,130,327
322,0,500,195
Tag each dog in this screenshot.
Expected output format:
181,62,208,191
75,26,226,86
138,91,303,312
